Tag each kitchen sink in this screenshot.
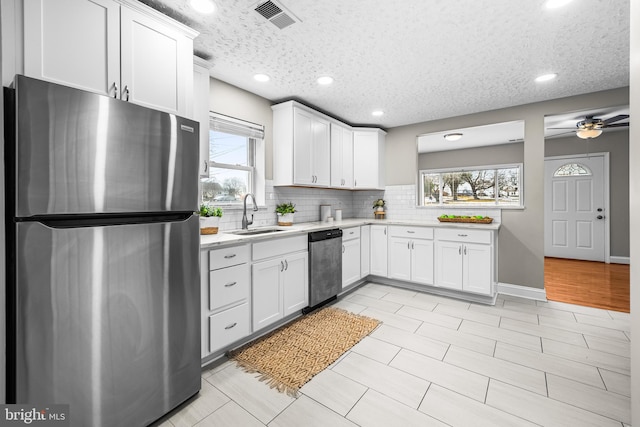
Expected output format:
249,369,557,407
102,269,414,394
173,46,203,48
229,228,285,236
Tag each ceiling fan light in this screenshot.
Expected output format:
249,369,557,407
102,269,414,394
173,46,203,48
576,128,602,139
444,133,463,141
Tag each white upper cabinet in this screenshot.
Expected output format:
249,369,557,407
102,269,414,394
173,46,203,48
273,101,331,187
330,123,354,188
24,0,121,97
23,0,198,116
193,59,211,177
353,128,386,190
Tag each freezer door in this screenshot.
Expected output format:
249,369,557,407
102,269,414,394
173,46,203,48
13,75,198,217
13,216,200,427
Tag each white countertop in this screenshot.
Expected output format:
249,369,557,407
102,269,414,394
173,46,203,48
200,218,500,249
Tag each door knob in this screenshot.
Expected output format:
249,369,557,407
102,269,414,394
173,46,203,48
597,215,604,220
597,208,603,212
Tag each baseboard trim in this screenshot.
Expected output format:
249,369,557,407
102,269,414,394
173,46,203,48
497,282,547,301
610,256,630,265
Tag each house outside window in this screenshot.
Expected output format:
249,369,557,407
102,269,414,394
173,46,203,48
419,164,523,207
201,113,264,206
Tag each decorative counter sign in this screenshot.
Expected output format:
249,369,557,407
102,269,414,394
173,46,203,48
1,405,69,426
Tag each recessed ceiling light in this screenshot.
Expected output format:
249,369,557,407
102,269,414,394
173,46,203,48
190,0,215,14
372,110,384,117
535,73,558,83
444,133,463,141
544,0,573,9
317,76,334,85
254,74,270,82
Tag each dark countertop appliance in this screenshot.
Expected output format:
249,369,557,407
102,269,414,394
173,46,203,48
306,228,343,312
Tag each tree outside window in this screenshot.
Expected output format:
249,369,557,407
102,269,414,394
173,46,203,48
420,164,522,207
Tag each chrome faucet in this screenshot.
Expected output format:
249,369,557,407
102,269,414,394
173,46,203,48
242,193,258,230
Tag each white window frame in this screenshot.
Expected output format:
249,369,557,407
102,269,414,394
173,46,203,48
202,112,266,207
418,163,524,208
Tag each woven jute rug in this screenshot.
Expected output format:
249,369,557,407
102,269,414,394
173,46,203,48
229,307,380,396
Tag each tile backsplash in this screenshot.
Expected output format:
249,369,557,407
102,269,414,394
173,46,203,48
214,182,500,231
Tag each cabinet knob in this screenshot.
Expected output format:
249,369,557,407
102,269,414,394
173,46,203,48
224,254,237,259
407,230,415,234
280,261,284,272
224,281,237,287
224,322,237,330
113,82,118,99
123,85,130,101
459,246,462,255
284,259,289,270
457,234,468,237
464,246,467,255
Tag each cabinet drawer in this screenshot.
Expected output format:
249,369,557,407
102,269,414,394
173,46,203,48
209,244,250,270
209,264,250,311
435,228,491,244
253,234,307,261
342,226,361,241
389,225,433,240
209,303,250,353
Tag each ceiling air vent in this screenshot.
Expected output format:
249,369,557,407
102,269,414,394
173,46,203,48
255,0,299,30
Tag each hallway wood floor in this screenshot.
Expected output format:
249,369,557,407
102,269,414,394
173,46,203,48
544,257,630,312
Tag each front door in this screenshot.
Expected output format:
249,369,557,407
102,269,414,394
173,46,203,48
544,155,606,261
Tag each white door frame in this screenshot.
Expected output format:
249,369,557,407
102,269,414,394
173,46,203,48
544,152,611,263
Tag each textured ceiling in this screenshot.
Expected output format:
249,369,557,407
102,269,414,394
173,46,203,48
139,0,630,129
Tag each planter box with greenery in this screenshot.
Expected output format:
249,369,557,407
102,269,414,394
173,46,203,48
199,204,223,234
276,202,296,226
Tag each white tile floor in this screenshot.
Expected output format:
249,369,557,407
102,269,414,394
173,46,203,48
157,283,631,427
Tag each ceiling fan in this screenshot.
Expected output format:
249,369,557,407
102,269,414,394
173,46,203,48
549,114,629,139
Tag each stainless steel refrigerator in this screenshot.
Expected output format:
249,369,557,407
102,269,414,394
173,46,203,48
4,75,201,426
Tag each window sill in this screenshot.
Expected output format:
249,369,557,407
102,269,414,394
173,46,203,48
417,204,524,210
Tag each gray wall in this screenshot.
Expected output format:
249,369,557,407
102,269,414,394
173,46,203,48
629,0,639,417
419,142,524,169
545,131,629,258
209,78,274,180
385,87,629,289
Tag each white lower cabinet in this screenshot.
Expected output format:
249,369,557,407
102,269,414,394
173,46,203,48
342,227,361,288
434,228,493,295
388,238,434,284
201,244,250,357
251,235,308,332
369,225,388,277
388,226,434,285
360,225,371,277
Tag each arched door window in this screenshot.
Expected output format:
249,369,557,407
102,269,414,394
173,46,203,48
553,163,592,177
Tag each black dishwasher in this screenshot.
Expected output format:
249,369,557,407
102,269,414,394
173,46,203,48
306,228,343,313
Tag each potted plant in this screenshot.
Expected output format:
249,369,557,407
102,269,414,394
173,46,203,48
373,198,386,212
199,204,223,235
275,201,296,226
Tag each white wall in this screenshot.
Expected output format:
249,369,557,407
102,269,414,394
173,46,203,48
629,0,639,422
